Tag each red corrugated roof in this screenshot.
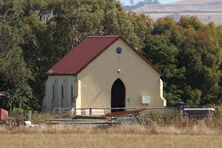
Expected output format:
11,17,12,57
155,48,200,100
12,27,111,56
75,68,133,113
47,35,163,76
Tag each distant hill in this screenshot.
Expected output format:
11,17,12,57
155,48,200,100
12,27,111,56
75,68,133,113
126,0,222,25
124,0,160,11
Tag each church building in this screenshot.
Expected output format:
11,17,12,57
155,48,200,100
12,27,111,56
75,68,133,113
42,35,166,115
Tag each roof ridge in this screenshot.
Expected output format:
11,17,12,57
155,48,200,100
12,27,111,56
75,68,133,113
86,35,120,38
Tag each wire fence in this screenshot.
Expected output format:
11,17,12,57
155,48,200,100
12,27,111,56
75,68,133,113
52,106,221,119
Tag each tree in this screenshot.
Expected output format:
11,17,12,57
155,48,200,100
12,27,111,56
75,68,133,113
128,11,152,47
142,35,185,106
178,27,222,106
179,16,204,31
0,22,32,110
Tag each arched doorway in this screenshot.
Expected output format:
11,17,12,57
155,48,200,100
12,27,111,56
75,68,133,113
111,79,125,112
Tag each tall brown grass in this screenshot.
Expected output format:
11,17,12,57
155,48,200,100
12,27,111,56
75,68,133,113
1,108,221,135
0,120,221,135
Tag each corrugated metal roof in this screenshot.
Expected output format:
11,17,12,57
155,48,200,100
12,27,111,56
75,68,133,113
47,35,163,76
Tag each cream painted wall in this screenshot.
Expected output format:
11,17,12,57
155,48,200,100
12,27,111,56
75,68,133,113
42,75,76,113
77,39,166,113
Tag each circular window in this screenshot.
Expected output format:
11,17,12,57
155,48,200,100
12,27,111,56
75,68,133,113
116,47,122,54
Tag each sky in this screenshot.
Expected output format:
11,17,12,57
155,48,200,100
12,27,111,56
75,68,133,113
120,0,182,5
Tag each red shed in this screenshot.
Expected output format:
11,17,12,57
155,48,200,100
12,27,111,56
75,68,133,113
0,108,8,123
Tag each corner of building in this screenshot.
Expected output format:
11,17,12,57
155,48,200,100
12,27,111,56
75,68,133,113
160,79,167,107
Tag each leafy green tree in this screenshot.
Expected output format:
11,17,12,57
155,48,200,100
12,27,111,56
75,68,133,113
143,16,222,107
0,22,32,111
178,24,222,106
152,17,176,35
127,11,152,47
142,35,185,106
179,16,204,31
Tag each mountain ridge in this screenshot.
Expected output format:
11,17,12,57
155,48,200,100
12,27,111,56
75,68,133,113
127,0,222,25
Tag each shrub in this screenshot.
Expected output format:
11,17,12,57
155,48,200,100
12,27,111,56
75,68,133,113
138,109,178,126
10,107,27,116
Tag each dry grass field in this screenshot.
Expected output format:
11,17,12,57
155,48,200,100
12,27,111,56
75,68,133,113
1,133,222,148
0,121,222,148
1,109,221,148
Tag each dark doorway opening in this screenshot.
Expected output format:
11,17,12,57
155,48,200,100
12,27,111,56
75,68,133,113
111,79,125,112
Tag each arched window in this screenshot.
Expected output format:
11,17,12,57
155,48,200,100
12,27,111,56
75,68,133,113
61,84,64,99
71,84,74,99
52,84,55,98
52,79,57,111
61,80,67,108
